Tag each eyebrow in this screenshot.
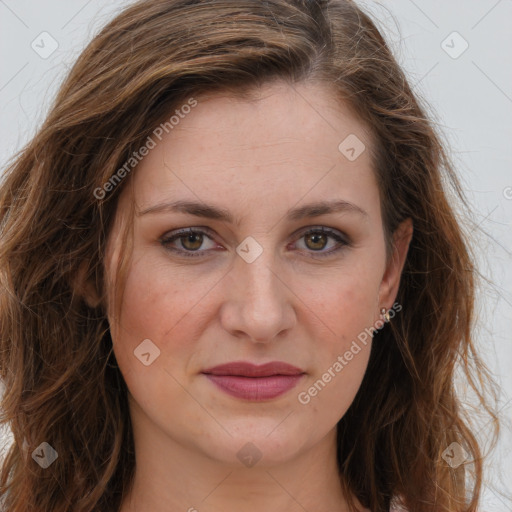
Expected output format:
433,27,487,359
137,198,368,223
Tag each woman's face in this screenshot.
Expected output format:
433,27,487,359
104,80,410,468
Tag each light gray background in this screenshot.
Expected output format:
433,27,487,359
0,0,511,509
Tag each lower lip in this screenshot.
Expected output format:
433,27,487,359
203,374,305,401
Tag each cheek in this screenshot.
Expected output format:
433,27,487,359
298,342,371,429
302,256,382,341
108,253,219,425
295,277,376,422
108,251,214,377
294,256,381,408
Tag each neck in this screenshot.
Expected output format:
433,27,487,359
118,398,366,512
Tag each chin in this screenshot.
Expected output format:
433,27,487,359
194,419,309,468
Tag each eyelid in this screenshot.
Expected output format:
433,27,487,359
159,226,221,256
293,225,349,242
291,226,350,258
159,225,351,258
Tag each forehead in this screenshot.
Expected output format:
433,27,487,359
127,80,378,217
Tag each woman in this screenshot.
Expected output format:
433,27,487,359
0,0,500,511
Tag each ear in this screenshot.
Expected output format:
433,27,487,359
71,261,103,309
378,217,413,309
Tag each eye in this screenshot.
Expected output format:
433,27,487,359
292,226,350,258
160,227,219,258
160,226,350,259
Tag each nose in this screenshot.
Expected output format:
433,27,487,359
219,249,296,344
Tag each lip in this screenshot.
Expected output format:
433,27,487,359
201,361,306,401
202,361,305,377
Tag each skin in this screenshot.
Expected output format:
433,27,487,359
97,80,413,512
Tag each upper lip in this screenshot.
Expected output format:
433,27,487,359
201,361,305,377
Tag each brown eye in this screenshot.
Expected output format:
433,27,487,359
304,232,329,251
160,228,218,257
294,227,350,258
161,226,350,260
181,232,204,251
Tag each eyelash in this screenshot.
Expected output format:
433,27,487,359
159,226,351,259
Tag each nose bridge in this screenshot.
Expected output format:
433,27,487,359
238,242,281,309
224,240,294,342
242,249,278,300
235,230,277,286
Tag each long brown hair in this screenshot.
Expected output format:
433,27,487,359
0,0,500,510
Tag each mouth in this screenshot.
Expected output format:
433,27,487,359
201,361,306,401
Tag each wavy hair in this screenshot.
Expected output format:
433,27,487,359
0,0,500,510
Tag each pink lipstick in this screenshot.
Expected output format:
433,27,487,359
201,361,305,401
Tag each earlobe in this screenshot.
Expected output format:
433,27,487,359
378,217,413,308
